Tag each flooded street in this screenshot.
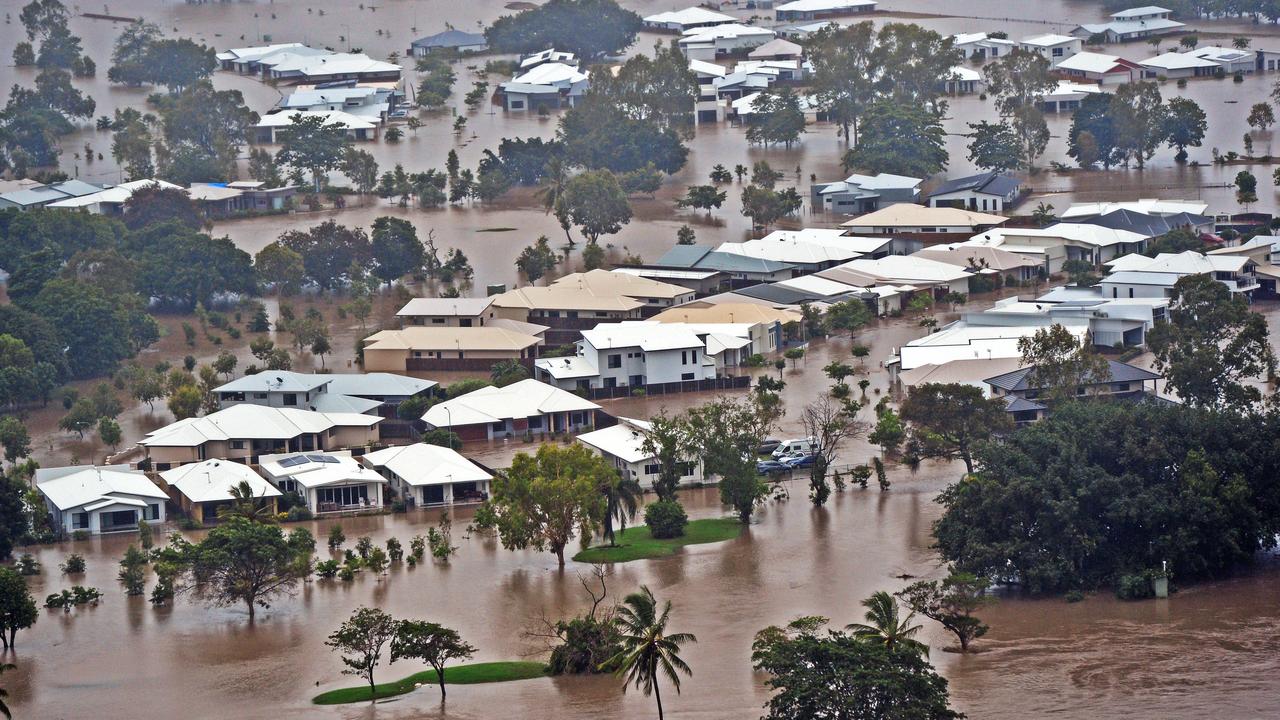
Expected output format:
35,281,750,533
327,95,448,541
5,0,1280,717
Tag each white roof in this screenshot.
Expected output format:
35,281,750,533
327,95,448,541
966,223,1148,249
216,42,308,62
897,321,1090,371
256,110,376,130
578,418,655,465
258,451,386,489
1080,18,1184,35
758,229,891,255
837,255,975,284
680,23,775,43
1112,250,1250,276
842,205,1007,229
1112,6,1171,17
321,373,436,398
535,355,601,380
716,236,861,264
644,7,736,25
582,323,705,352
397,297,495,317
749,39,804,58
613,267,723,281
161,459,283,504
363,443,492,487
512,62,588,86
216,371,330,394
947,65,982,82
268,52,400,77
1022,33,1078,47
689,59,727,77
1140,51,1217,70
141,404,381,448
844,172,923,191
1189,46,1254,63
46,179,182,208
774,274,862,297
520,49,577,68
775,0,876,11
423,379,599,427
36,466,168,512
1060,199,1208,218
1044,81,1106,101
1056,52,1128,74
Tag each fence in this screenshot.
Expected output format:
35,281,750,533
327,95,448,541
582,375,751,400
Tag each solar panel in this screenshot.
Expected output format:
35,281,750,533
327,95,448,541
278,456,309,468
307,454,339,464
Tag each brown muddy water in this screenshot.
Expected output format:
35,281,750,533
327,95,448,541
5,1,1280,717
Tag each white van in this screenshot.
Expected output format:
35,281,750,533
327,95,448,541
772,437,818,459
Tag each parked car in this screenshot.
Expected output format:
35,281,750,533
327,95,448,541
781,453,816,469
756,460,790,476
757,438,782,455
772,437,819,460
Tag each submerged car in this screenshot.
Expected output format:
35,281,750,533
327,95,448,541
756,460,790,475
781,453,816,469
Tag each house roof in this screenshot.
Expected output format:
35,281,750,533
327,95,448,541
774,274,862,298
680,23,775,43
776,0,876,11
898,357,1025,390
1056,52,1134,74
256,110,377,130
1004,396,1048,413
716,237,860,265
258,451,386,489
363,326,542,352
397,297,495,317
422,379,600,427
216,42,308,62
644,7,737,25
512,62,588,86
947,65,983,82
1044,80,1106,101
927,172,1021,199
689,59,728,77
46,179,182,209
1078,18,1184,37
486,318,550,337
141,405,381,448
491,286,644,313
216,372,332,394
411,30,487,49
834,255,976,284
749,38,804,58
654,245,795,274
320,373,437,398
896,320,1091,371
581,323,705,352
362,443,492,486
550,269,692,301
733,282,831,305
651,301,802,325
1070,210,1212,237
1113,6,1171,18
270,52,401,78
841,205,1008,229
35,466,168,511
613,267,724,282
1140,51,1217,70
578,418,656,464
535,355,601,379
968,223,1148,248
758,229,892,255
1061,199,1208,218
1022,33,1078,47
161,459,283,504
911,246,1042,271
986,359,1160,392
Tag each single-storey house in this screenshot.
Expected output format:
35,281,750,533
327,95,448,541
408,30,488,57
643,7,737,33
422,378,603,441
651,244,797,284
1041,80,1106,113
161,459,283,525
840,205,1008,240
253,110,378,143
678,24,776,62
775,0,876,22
943,65,984,95
398,297,497,327
910,246,1043,285
959,223,1150,273
362,326,543,372
811,172,923,215
1020,34,1083,65
611,266,730,295
362,443,493,507
951,32,1017,61
498,62,589,112
35,466,168,536
748,38,805,61
1072,6,1185,44
0,179,102,210
1055,52,1142,85
578,417,704,490
926,172,1023,213
214,370,436,417
46,179,183,215
259,451,387,513
986,359,1162,424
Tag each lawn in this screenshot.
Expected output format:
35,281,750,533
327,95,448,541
572,518,744,564
312,661,549,705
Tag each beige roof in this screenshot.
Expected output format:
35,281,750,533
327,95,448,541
423,379,599,427
397,297,494,317
486,317,550,336
550,269,693,301
842,205,1008,229
898,357,1025,389
651,302,802,325
362,326,542,352
911,246,1041,272
491,286,646,312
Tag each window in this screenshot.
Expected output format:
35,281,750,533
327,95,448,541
1052,47,1064,57
528,416,543,429
146,504,161,521
317,485,369,507
681,372,695,381
681,351,688,365
607,354,622,369
644,463,661,476
511,100,524,109
72,512,89,529
230,440,245,450
431,318,446,324
253,393,268,400
283,393,298,406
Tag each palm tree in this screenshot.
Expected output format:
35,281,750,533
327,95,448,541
606,586,696,720
217,480,275,524
0,662,14,720
847,591,928,657
535,157,574,245
600,476,641,546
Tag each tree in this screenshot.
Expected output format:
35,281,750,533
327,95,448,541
965,120,1022,173
897,572,992,653
1147,274,1275,409
490,359,529,387
0,568,37,650
675,225,695,245
599,474,641,547
826,299,872,334
1111,81,1165,169
275,113,352,192
709,164,731,183
370,217,424,285
150,81,257,183
901,383,1013,475
751,617,961,720
277,221,371,291
189,518,303,620
34,67,95,119
1249,102,1276,133
255,243,306,295
588,41,699,134
605,586,696,720
843,101,948,178
475,444,612,567
1068,93,1121,169
740,185,802,231
984,49,1056,169
558,100,689,175
118,544,147,595
390,621,477,699
0,419,31,467
684,396,773,523
1162,97,1207,162
638,412,689,502
485,0,642,61
167,381,203,421
807,23,877,143
217,480,276,524
97,417,122,451
847,591,928,657
560,170,632,244
342,148,379,197
1016,324,1111,404
326,607,400,697
745,90,807,149
516,235,560,282
144,38,216,94
676,185,727,217
110,108,154,180
1237,170,1259,206
800,396,862,506
869,406,904,456
108,20,161,86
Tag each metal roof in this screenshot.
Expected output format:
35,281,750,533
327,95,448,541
985,360,1160,392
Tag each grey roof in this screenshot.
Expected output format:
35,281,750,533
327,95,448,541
322,372,436,398
654,245,794,274
411,30,487,49
1004,396,1047,413
733,283,828,305
927,172,1021,199
0,179,104,208
1063,210,1211,238
985,360,1160,393
216,371,331,394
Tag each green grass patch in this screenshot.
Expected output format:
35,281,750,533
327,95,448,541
312,661,548,705
476,227,517,233
573,518,743,564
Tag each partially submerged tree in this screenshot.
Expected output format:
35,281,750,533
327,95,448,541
800,396,864,506
390,620,477,699
897,572,992,653
326,607,400,697
900,383,1013,475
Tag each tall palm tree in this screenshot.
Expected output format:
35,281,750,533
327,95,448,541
535,157,574,245
0,662,14,719
847,591,928,657
606,586,696,720
600,476,641,546
217,480,275,524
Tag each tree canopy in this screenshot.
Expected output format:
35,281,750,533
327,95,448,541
486,0,642,60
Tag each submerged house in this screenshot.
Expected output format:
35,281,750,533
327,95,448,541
421,379,603,441
985,359,1162,424
362,443,493,507
258,451,387,513
925,172,1023,213
161,459,283,525
577,417,704,490
35,466,168,535
810,173,923,215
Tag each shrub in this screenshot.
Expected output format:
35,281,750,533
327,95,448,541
16,554,40,576
60,554,86,575
1064,590,1084,603
548,615,623,675
644,500,688,539
72,530,90,542
315,559,340,578
1116,573,1154,601
285,505,313,522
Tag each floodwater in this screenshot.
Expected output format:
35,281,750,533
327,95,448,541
6,1,1280,717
